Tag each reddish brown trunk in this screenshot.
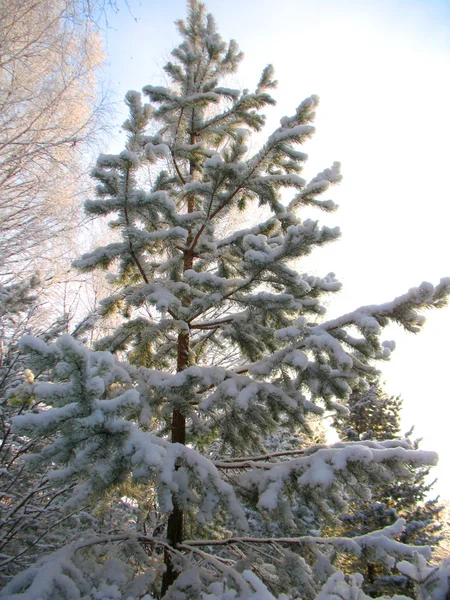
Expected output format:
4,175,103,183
161,113,197,596
172,330,189,447
161,332,189,594
161,199,194,596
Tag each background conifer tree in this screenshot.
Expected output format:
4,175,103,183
333,381,444,596
334,381,402,442
5,2,450,598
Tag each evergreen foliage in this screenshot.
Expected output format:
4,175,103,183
0,277,98,584
334,381,402,442
4,2,450,598
333,381,445,596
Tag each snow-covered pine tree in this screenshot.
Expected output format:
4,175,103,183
332,381,444,596
7,2,450,598
335,381,444,549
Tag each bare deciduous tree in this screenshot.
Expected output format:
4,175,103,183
0,0,108,278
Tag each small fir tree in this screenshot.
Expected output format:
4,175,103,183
6,3,450,598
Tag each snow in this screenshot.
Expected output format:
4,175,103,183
145,142,170,161
205,154,224,168
120,149,140,167
94,390,140,413
7,4,450,596
13,401,80,429
270,124,315,145
235,382,259,410
284,349,309,369
73,242,126,271
274,326,301,340
236,440,438,519
212,87,240,99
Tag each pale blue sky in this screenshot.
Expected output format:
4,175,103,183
100,0,450,497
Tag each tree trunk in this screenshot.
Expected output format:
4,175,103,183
161,331,189,594
161,198,194,596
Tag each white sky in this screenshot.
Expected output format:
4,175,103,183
102,0,450,498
